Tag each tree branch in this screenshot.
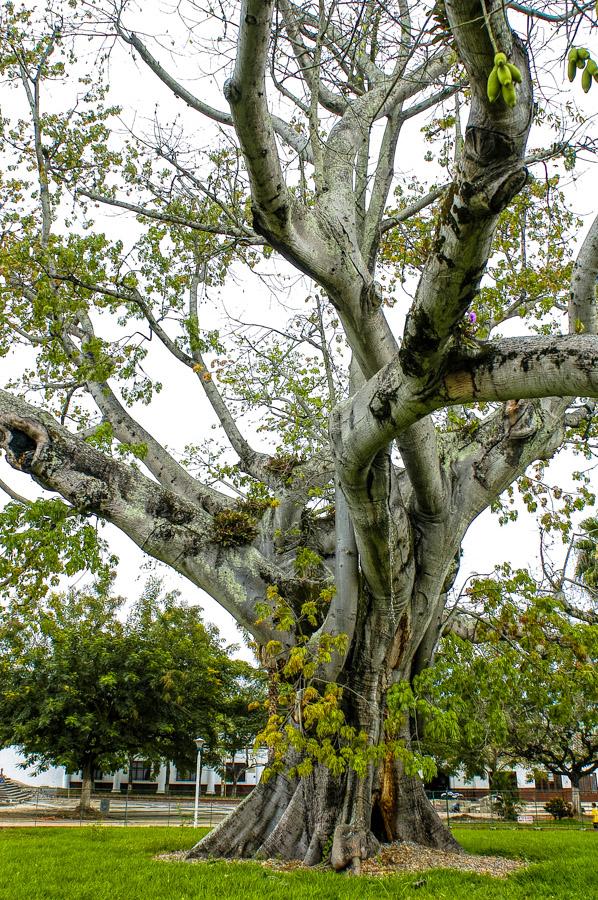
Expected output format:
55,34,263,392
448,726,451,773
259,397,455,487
569,211,598,336
117,25,310,161
0,390,288,645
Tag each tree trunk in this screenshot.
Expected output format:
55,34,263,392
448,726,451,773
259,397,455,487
80,763,93,813
570,776,582,816
188,623,460,868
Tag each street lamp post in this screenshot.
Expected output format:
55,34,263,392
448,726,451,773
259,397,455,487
193,737,205,828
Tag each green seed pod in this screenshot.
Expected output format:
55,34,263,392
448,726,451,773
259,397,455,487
494,52,507,66
568,48,579,63
578,48,591,60
568,59,578,82
577,58,586,70
582,66,592,92
487,67,501,102
497,64,512,86
586,59,598,76
506,63,523,84
502,83,517,107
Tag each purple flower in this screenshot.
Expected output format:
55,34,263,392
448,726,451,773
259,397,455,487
468,311,477,324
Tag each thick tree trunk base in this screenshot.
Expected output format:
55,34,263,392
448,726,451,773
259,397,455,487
186,763,459,868
373,755,461,852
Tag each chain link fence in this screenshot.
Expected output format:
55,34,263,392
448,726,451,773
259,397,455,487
426,790,596,829
1,786,596,829
0,787,240,827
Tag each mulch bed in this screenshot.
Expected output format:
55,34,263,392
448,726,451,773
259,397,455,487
157,841,526,879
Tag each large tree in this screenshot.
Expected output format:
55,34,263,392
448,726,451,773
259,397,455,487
1,0,598,868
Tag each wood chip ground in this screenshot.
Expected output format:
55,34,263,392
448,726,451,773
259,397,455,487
156,841,527,879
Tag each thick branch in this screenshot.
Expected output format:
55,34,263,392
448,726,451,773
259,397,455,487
569,211,598,336
0,390,285,644
400,1,532,380
333,334,598,482
225,0,290,231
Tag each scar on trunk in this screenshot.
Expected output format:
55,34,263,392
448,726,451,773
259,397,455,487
504,399,536,439
444,370,474,401
0,415,49,471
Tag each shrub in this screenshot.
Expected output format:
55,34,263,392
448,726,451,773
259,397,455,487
544,797,574,820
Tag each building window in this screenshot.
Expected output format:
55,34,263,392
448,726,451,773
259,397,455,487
534,774,562,791
93,769,103,780
225,762,247,784
130,761,152,781
579,774,597,792
490,771,518,791
175,768,196,782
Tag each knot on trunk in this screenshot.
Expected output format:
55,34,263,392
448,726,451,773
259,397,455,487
0,415,49,473
330,824,380,872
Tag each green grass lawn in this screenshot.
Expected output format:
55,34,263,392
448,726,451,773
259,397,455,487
0,826,594,899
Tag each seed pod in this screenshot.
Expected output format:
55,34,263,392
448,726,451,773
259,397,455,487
497,64,512,86
487,67,501,102
582,66,593,92
568,48,579,63
502,83,517,107
494,52,507,66
568,59,578,82
578,48,591,60
577,58,586,70
507,63,523,84
587,59,598,76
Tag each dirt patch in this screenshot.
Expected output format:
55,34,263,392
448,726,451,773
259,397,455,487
156,841,527,879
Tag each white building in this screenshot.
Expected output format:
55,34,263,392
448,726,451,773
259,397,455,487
0,746,267,796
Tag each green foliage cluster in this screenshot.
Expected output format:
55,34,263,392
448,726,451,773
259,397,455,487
0,498,115,604
413,567,598,786
574,516,598,589
253,582,439,784
544,797,574,820
211,509,259,547
0,581,258,785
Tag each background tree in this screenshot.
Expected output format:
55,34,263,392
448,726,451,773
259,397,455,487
0,584,233,811
416,567,598,815
213,664,268,797
0,0,598,868
575,517,598,591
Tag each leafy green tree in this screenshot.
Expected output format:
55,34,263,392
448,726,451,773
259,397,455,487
0,585,233,810
213,664,268,797
1,0,598,867
414,570,598,815
575,518,598,591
